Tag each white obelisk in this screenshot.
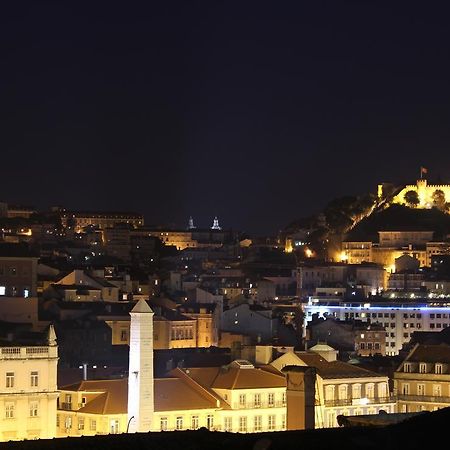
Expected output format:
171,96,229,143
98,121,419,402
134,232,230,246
127,299,154,432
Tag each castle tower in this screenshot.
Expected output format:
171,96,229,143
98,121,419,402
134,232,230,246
211,216,221,230
127,299,154,433
416,178,428,207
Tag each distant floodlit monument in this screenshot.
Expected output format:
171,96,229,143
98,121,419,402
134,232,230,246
211,216,222,230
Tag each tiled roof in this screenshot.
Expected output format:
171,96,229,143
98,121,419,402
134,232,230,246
154,378,217,411
180,364,286,390
295,352,385,379
407,343,450,363
59,376,218,415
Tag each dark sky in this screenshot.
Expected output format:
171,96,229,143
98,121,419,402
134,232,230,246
1,2,450,235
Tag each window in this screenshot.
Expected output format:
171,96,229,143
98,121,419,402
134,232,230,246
436,364,443,374
120,330,127,341
224,417,232,432
366,384,374,399
56,414,60,427
404,363,411,373
206,415,214,430
0,286,5,296
29,401,38,417
176,416,183,430
5,402,14,418
254,415,262,432
360,343,366,350
282,392,287,405
239,416,247,432
352,384,361,399
281,414,286,430
254,393,261,407
268,415,276,430
78,417,85,430
268,393,275,407
417,384,425,396
110,419,119,434
90,419,97,431
239,394,246,407
402,383,410,395
191,415,199,430
160,417,168,431
6,372,14,388
433,384,442,397
31,371,39,387
419,363,427,374
65,417,72,429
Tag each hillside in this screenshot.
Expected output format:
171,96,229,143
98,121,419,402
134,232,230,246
345,204,450,242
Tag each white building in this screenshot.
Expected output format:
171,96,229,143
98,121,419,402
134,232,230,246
0,326,58,441
305,299,450,355
270,348,395,428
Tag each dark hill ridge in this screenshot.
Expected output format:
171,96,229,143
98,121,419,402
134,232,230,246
2,407,449,450
345,204,450,242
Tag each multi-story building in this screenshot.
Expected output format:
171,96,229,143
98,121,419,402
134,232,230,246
394,343,450,413
298,262,386,297
0,243,39,297
61,211,144,233
308,319,386,357
270,348,395,428
305,299,450,356
0,326,58,441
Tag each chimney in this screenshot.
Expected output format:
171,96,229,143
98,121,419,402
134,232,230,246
282,365,316,430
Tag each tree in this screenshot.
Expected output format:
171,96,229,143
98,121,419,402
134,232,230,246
432,189,446,210
404,190,419,207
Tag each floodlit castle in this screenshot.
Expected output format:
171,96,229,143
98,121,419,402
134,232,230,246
387,179,450,209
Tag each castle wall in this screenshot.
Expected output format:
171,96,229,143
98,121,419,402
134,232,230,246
393,180,450,208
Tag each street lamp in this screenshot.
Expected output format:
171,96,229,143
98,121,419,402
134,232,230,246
127,416,135,433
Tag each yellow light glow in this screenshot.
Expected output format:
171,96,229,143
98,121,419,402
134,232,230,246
339,251,348,262
305,248,313,258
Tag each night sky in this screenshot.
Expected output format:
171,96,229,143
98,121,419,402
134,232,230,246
1,2,450,235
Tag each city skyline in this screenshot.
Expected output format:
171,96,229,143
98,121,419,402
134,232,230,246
1,2,450,234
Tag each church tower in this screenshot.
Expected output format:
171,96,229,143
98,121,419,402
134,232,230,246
127,299,154,432
211,216,222,230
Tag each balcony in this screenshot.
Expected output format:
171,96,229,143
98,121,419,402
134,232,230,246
397,394,450,404
323,396,396,407
0,346,54,359
60,402,73,410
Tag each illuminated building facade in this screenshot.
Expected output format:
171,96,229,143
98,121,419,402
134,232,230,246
0,326,58,442
57,300,287,435
394,343,450,412
61,211,144,232
305,300,450,355
270,349,394,428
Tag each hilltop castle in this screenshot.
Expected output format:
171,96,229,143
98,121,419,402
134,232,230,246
380,179,450,209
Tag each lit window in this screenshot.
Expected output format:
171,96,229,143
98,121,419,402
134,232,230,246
31,371,39,387
0,286,5,296
5,402,15,418
239,416,247,432
191,416,199,430
6,372,14,388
